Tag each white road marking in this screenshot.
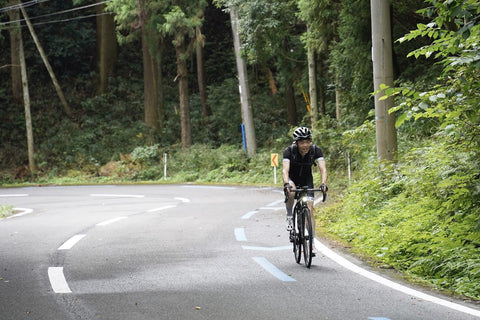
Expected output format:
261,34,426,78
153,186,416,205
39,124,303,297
174,197,190,203
90,194,144,198
96,216,127,226
265,200,284,207
6,208,33,219
58,234,86,250
259,206,283,211
0,194,28,197
234,228,247,241
241,210,258,219
242,245,291,251
253,257,296,282
48,267,72,293
147,205,176,212
314,239,480,318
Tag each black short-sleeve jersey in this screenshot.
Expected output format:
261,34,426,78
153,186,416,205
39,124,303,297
283,144,324,187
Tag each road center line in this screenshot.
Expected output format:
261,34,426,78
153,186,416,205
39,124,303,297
253,257,296,282
234,228,247,241
314,239,480,318
96,216,127,226
58,234,86,250
241,210,258,220
147,205,176,212
48,267,72,293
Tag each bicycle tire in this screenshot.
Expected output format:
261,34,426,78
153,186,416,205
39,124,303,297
293,207,302,264
302,207,313,268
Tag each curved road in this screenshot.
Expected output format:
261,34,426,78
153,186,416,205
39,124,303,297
0,185,479,320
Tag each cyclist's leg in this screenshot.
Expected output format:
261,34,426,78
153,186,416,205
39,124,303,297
285,180,296,230
307,199,316,254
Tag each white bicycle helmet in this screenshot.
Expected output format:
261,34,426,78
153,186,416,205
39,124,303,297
292,126,312,141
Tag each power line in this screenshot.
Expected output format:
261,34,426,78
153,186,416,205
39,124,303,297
0,0,51,13
1,12,113,30
0,0,113,28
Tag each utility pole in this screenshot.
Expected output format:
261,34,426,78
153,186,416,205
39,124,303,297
230,7,257,156
371,0,397,162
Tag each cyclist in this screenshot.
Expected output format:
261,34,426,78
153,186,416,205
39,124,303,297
282,126,328,254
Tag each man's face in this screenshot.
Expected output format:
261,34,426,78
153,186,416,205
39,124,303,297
297,139,312,156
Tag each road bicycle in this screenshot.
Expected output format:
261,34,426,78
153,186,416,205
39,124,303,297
287,186,327,268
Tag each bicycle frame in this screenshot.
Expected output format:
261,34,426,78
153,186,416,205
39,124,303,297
287,186,326,268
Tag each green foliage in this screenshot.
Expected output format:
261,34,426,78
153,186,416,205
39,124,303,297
328,136,480,298
0,204,13,219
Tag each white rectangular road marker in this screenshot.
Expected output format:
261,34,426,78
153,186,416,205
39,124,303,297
48,267,72,293
58,234,86,250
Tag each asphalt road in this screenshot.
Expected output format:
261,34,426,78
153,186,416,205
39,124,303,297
1,184,479,320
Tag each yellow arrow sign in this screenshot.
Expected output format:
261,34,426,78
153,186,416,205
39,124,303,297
271,153,278,167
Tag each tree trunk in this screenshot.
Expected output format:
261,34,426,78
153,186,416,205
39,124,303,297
230,7,256,156
8,0,22,102
371,0,397,163
96,1,117,95
196,26,211,117
176,35,192,149
307,44,318,127
335,76,342,120
142,26,160,134
18,25,36,174
20,6,74,119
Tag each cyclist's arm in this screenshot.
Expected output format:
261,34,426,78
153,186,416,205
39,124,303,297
282,159,291,185
317,159,327,185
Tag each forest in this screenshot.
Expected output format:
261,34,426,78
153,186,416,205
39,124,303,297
1,0,479,300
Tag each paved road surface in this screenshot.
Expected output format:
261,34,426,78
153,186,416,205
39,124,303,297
1,185,479,320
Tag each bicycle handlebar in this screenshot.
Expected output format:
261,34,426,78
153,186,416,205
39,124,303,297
286,186,327,202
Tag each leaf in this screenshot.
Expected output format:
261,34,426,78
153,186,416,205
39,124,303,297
395,112,408,128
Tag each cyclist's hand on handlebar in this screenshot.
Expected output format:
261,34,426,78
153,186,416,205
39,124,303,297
319,183,328,193
283,183,292,196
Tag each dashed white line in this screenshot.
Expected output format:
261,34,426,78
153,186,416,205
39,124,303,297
96,216,127,226
58,234,86,250
234,228,247,241
174,197,190,203
0,194,28,197
48,267,72,293
241,210,258,220
147,205,176,212
253,257,295,282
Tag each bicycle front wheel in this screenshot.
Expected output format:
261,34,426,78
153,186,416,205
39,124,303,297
302,207,313,268
293,209,302,264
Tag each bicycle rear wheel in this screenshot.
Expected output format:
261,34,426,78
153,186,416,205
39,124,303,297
302,207,313,268
293,208,302,264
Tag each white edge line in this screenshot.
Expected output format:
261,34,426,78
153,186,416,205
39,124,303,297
6,208,33,219
147,205,176,213
234,228,247,242
58,234,86,250
252,257,295,282
241,210,259,220
259,207,283,211
243,245,291,251
0,194,29,197
96,216,127,226
48,267,72,293
174,197,190,203
314,239,480,318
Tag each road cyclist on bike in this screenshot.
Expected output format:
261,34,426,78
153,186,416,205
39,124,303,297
282,126,328,256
